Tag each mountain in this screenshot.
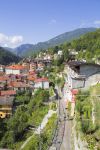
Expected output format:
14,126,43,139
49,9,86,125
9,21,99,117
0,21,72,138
14,44,33,56
13,28,97,56
0,47,20,65
70,28,100,62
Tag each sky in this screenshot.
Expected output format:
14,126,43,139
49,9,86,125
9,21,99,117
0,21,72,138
0,0,100,48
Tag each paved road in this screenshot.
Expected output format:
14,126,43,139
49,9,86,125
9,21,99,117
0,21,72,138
49,89,72,150
60,100,72,150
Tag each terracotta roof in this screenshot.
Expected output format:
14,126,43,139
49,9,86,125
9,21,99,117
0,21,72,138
0,76,9,81
34,78,49,83
6,65,26,70
0,96,14,105
9,81,29,88
0,90,16,96
28,76,35,81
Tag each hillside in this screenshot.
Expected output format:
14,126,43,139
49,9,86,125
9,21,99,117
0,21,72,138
14,28,96,56
0,47,20,65
71,28,100,62
75,84,100,149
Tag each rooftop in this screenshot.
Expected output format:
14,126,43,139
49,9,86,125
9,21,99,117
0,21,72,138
0,90,16,96
34,78,49,83
6,65,27,70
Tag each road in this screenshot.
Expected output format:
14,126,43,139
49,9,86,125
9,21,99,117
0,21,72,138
60,100,72,150
49,89,72,150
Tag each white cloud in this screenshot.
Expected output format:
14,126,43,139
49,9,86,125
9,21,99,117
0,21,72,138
79,20,100,28
49,19,57,25
0,33,23,48
94,20,100,25
9,36,23,44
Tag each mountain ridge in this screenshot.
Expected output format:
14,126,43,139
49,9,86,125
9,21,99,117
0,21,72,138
5,27,97,56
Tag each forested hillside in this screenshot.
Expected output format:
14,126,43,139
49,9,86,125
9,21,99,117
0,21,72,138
47,29,100,63
0,47,20,65
13,28,96,56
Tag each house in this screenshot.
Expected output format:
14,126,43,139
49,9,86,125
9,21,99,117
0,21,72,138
34,78,49,89
65,61,100,89
5,65,28,75
30,63,36,71
37,63,44,71
0,96,14,118
8,81,30,92
0,90,16,96
0,65,5,72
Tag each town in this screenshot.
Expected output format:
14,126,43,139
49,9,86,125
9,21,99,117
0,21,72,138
0,44,100,149
0,1,100,148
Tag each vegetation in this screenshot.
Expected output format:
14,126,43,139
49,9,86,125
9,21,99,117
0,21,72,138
0,47,20,65
75,84,100,150
14,28,96,56
47,29,100,63
22,114,57,150
0,89,50,149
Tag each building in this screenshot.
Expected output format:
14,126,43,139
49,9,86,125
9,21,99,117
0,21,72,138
8,81,30,92
0,96,14,118
34,78,49,89
0,90,16,96
5,65,28,75
0,65,5,72
30,63,36,71
65,61,100,89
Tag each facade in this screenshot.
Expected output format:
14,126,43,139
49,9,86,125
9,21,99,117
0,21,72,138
65,61,100,89
34,78,49,89
5,65,28,75
0,96,14,118
8,81,30,92
0,65,5,72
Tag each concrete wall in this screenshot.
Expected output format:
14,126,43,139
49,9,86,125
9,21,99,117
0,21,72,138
84,72,100,89
80,65,100,77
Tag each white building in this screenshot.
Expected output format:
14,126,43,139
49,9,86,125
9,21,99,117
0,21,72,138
0,65,5,72
34,78,49,89
5,65,28,75
65,61,100,89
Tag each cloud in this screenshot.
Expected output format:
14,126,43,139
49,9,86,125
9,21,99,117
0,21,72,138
79,20,100,28
0,33,23,48
49,19,57,25
9,36,23,44
94,20,100,25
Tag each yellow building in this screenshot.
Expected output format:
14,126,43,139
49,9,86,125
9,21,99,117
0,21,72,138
0,96,13,118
